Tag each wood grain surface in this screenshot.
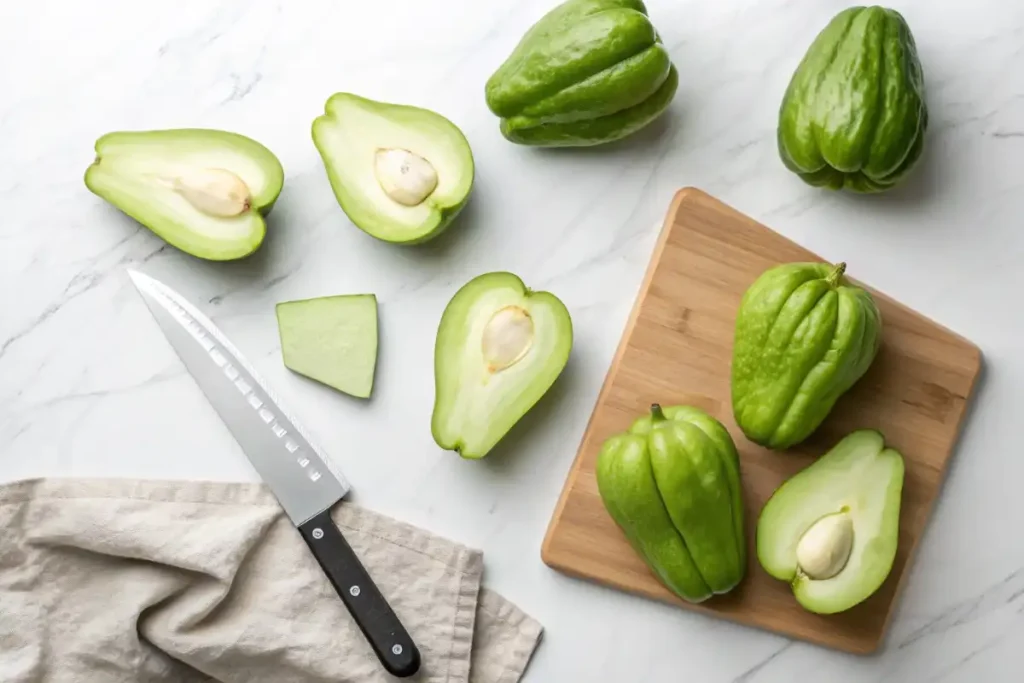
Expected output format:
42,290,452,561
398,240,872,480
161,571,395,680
540,187,983,654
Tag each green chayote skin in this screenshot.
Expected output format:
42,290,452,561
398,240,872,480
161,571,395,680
731,262,882,450
484,0,678,147
595,405,746,603
778,6,927,192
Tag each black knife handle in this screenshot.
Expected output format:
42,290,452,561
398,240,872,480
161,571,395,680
298,509,421,678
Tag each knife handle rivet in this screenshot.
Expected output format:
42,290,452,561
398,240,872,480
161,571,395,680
392,644,403,656
312,528,324,540
349,585,361,597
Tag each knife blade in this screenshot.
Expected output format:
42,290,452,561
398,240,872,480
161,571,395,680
127,269,420,678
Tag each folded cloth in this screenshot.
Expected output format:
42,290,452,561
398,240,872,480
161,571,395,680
0,478,542,683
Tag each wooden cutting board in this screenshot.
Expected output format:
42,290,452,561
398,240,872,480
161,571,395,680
541,188,982,654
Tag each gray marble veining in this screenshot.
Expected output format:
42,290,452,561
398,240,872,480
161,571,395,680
2,0,1023,680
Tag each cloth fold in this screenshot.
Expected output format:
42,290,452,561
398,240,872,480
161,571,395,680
0,478,542,683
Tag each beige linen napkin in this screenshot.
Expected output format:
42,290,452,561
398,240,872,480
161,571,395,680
0,477,542,683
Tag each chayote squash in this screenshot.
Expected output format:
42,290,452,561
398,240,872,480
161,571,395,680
777,6,927,192
731,262,882,450
484,0,678,147
596,404,746,603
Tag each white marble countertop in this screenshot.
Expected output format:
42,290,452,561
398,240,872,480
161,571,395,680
3,0,1023,680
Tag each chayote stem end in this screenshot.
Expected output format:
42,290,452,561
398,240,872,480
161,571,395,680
825,262,847,288
650,403,667,422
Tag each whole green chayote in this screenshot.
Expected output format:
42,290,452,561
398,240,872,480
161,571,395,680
731,262,882,449
485,0,678,147
777,6,927,192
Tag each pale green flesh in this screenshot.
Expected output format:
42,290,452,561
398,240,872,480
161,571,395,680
431,272,572,459
312,93,474,243
757,429,905,614
84,129,284,261
276,294,378,399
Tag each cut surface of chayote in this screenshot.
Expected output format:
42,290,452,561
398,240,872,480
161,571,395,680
276,294,378,399
431,272,572,459
312,93,474,243
85,129,284,260
757,429,905,614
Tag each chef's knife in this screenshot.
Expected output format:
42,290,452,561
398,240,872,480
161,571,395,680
127,269,421,678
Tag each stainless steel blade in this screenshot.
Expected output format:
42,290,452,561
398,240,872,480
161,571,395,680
127,269,350,525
